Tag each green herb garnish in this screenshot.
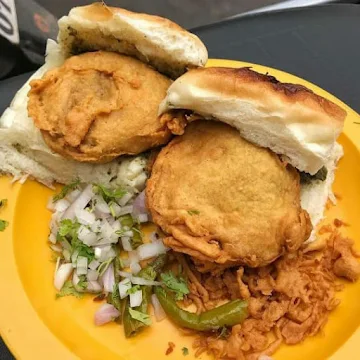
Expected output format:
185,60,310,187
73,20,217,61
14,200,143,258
187,210,200,216
128,308,151,325
53,178,80,202
127,285,141,295
97,257,114,276
160,271,190,300
0,219,8,232
218,326,230,339
93,184,126,203
56,280,83,299
182,347,189,356
77,275,88,291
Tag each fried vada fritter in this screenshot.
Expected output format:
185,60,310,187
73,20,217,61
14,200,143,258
27,51,172,163
146,121,312,268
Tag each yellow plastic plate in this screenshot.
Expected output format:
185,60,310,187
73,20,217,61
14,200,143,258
1,59,360,360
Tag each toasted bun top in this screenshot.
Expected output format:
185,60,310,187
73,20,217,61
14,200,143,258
159,67,346,174
57,2,208,79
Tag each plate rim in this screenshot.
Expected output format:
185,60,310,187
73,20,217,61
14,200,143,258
0,58,359,360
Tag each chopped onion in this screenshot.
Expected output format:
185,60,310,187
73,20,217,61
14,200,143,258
94,303,120,326
54,256,61,275
88,259,100,270
78,225,97,246
132,190,148,217
109,202,122,217
131,277,161,286
137,214,148,223
129,251,139,264
71,250,79,265
87,269,99,281
54,263,73,290
94,246,115,262
66,189,81,202
122,230,134,237
62,184,93,220
75,208,96,225
87,280,102,293
48,233,56,244
151,294,167,322
90,219,101,233
137,240,167,261
117,205,133,216
133,172,147,191
76,256,88,275
112,220,121,232
118,192,133,207
94,195,111,214
102,263,115,293
120,257,131,267
130,262,141,275
127,159,144,179
121,236,133,251
50,244,62,253
19,173,29,184
119,278,132,299
130,290,143,307
47,197,56,211
100,219,115,239
118,271,132,279
54,198,70,212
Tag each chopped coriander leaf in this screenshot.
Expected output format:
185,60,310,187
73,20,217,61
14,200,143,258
130,226,143,249
128,308,151,325
77,275,88,291
127,285,141,295
0,219,8,232
58,219,77,237
182,347,189,356
93,184,126,203
72,238,95,262
56,280,83,299
107,283,122,312
53,178,80,202
0,199,7,208
160,271,190,300
187,210,200,216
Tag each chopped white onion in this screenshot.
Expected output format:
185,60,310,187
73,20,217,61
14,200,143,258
131,277,161,286
119,278,132,299
130,290,143,307
66,189,81,202
109,202,122,217
100,219,115,239
90,219,101,233
62,184,93,220
87,269,99,281
130,262,141,275
71,250,79,265
75,208,96,225
137,214,148,223
55,198,70,212
47,197,56,211
118,192,133,207
102,263,115,293
94,246,116,262
78,225,97,246
122,230,134,237
94,195,111,214
127,159,144,179
117,205,133,216
54,257,61,275
118,270,132,279
151,294,167,322
120,257,131,267
50,244,62,252
48,233,57,244
19,173,29,184
54,263,73,290
121,236,133,251
112,220,121,232
137,240,167,261
88,259,100,270
94,303,120,326
76,256,88,275
129,251,139,264
132,172,147,190
132,190,148,217
87,280,102,293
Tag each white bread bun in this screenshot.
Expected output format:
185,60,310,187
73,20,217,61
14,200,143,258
300,142,343,241
0,40,147,188
57,2,208,79
159,67,346,174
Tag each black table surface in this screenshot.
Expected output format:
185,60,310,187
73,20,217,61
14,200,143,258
1,4,360,359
